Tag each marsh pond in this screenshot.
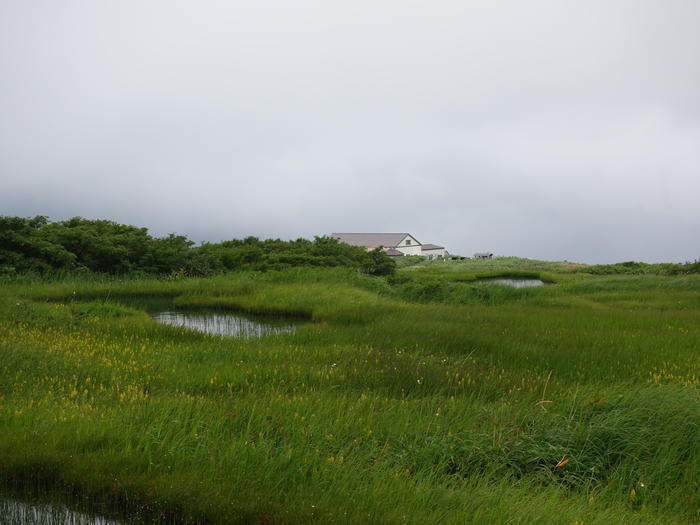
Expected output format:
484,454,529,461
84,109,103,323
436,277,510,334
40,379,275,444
476,278,545,288
151,309,302,337
117,296,305,338
0,496,124,525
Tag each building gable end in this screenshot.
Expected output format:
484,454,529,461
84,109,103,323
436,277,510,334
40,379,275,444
398,234,421,248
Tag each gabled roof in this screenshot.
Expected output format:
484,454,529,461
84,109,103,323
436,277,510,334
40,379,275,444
421,244,444,250
331,233,419,248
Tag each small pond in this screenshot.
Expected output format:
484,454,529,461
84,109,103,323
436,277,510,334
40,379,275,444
151,310,301,338
477,278,545,288
0,497,124,525
112,296,305,338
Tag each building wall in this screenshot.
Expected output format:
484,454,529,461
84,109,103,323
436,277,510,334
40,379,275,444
395,244,423,256
422,248,446,258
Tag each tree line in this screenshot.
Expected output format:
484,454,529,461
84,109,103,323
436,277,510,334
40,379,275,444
0,216,396,277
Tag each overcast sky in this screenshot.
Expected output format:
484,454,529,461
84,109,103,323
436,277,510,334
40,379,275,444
1,1,699,263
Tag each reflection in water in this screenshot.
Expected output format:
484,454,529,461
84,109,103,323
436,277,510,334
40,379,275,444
0,498,123,525
152,311,299,338
479,278,545,288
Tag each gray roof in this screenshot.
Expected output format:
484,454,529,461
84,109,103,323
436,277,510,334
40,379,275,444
331,233,417,248
385,248,405,257
421,244,444,250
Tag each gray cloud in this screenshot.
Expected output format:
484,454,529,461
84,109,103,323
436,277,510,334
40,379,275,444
1,0,699,263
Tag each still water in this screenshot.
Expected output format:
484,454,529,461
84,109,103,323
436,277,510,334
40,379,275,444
477,278,545,288
0,497,123,525
111,296,305,338
151,310,301,338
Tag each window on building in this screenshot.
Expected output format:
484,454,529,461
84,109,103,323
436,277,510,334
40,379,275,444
405,239,411,245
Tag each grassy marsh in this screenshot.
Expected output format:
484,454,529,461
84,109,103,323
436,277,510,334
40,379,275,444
0,266,698,523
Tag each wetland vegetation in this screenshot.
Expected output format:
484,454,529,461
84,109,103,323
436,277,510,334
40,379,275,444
1,217,698,524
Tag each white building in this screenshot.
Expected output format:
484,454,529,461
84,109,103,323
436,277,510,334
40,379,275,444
331,233,447,258
421,244,447,259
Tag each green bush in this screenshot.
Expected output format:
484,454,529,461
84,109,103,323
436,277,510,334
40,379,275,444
584,260,700,276
0,216,396,277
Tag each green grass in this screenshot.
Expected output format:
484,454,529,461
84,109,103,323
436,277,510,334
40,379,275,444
395,255,587,273
0,267,698,523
